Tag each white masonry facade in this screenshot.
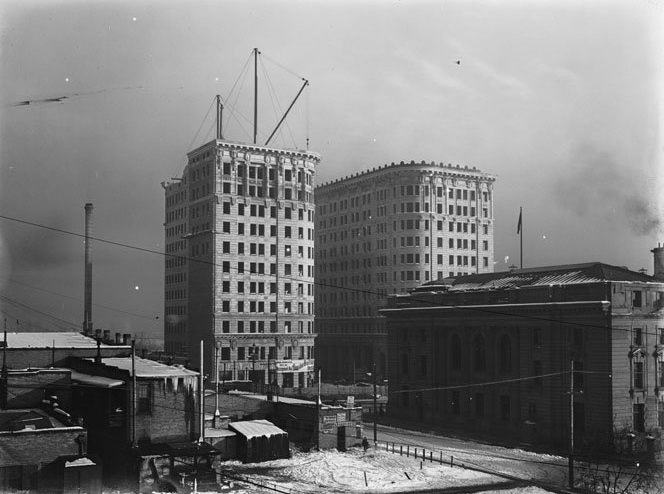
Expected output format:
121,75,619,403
163,139,320,388
314,160,496,381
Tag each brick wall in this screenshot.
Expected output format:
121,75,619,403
6,369,72,410
134,378,197,444
0,426,85,490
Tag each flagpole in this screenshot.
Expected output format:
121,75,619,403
520,207,523,269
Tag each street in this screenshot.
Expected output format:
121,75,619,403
372,423,571,491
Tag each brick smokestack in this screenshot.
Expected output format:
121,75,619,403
652,243,664,281
83,203,94,335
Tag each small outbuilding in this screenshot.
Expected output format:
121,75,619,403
228,420,289,463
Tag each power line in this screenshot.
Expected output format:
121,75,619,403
1,212,662,341
2,277,159,321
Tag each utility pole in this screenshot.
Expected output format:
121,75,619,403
199,340,204,443
1,330,7,410
569,359,574,490
214,342,220,427
253,48,259,144
316,367,322,450
251,344,257,392
372,362,377,444
131,340,137,448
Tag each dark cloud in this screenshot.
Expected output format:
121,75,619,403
6,214,80,269
624,197,661,236
553,144,662,236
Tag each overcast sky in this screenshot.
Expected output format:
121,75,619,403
1,0,662,342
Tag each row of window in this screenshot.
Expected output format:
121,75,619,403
220,300,313,314
220,319,313,334
318,184,491,214
630,354,664,390
632,327,664,346
220,242,314,259
221,161,313,185
220,261,313,278
222,281,312,296
219,345,313,363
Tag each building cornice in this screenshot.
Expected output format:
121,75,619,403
317,161,495,191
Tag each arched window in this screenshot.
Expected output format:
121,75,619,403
473,334,486,371
450,334,461,370
499,334,512,373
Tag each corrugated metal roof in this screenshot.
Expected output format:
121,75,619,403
84,357,198,378
229,419,286,439
5,332,124,349
417,262,655,293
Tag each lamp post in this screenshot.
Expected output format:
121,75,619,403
214,342,220,426
366,363,377,444
372,362,377,444
251,344,257,391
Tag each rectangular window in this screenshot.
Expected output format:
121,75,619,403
475,393,484,417
534,360,542,386
633,291,642,307
137,383,152,414
533,328,542,347
401,353,409,375
634,361,644,389
420,356,427,377
633,328,642,346
500,395,510,420
633,403,645,432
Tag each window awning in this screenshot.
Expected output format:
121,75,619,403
71,370,124,388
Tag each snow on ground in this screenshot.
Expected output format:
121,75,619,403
211,447,557,493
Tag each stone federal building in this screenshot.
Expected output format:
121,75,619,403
382,249,664,454
315,161,495,382
163,139,320,388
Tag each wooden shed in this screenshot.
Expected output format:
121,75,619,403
228,420,289,463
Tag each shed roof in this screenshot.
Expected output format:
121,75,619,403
4,332,127,349
229,419,286,439
70,370,124,388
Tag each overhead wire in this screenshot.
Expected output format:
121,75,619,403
0,212,662,341
1,277,159,321
260,56,297,149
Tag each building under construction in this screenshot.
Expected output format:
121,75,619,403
163,51,320,387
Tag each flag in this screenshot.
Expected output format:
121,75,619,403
517,208,522,234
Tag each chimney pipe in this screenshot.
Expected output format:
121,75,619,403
94,338,102,364
115,332,122,345
123,333,131,345
95,329,101,341
103,330,111,343
652,244,664,281
83,203,94,334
